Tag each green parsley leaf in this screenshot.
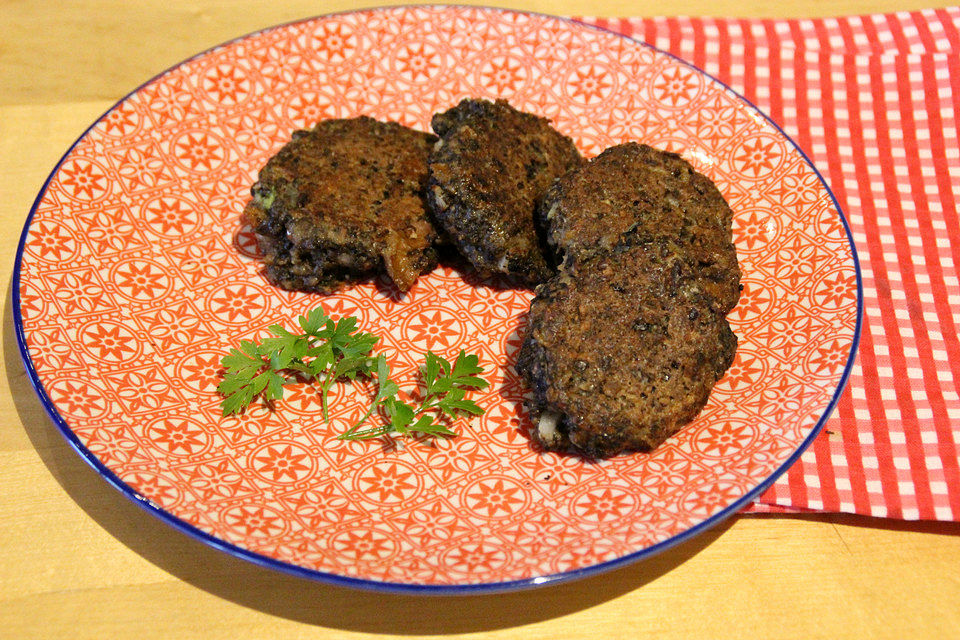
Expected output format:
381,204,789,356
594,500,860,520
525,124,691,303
384,397,415,436
218,306,378,417
298,307,330,336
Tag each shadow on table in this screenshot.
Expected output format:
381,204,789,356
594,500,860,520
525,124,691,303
18,275,955,633
742,512,960,535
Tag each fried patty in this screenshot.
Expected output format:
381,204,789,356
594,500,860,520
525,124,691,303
427,99,582,285
243,116,439,293
516,238,738,458
539,142,740,312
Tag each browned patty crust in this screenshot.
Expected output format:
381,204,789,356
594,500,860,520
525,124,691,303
243,116,439,293
539,142,740,312
516,239,738,459
427,99,582,285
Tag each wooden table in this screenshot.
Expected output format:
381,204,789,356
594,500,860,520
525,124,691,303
2,1,958,638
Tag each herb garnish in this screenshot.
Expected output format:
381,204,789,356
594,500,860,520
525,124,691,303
217,307,379,419
217,307,488,442
337,350,488,441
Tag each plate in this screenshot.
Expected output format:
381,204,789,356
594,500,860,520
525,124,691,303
14,6,860,592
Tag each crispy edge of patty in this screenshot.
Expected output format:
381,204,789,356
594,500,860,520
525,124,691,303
243,116,439,293
426,98,582,285
516,239,738,458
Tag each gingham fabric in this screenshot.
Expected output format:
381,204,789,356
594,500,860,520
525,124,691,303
576,8,960,520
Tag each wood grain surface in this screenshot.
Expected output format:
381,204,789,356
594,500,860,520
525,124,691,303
2,2,959,639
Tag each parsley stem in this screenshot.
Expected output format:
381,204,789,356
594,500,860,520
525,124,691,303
337,426,390,441
345,403,378,435
318,375,334,421
417,394,440,415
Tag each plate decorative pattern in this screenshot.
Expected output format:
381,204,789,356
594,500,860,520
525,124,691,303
16,6,859,590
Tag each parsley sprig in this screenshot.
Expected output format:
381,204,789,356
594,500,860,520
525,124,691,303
217,307,489,442
217,307,379,419
337,350,489,441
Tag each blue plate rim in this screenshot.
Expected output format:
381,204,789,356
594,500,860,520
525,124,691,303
12,4,864,596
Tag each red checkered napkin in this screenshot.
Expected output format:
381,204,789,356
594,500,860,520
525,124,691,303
578,9,960,520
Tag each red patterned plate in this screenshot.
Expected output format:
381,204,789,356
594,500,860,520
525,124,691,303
14,6,860,592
